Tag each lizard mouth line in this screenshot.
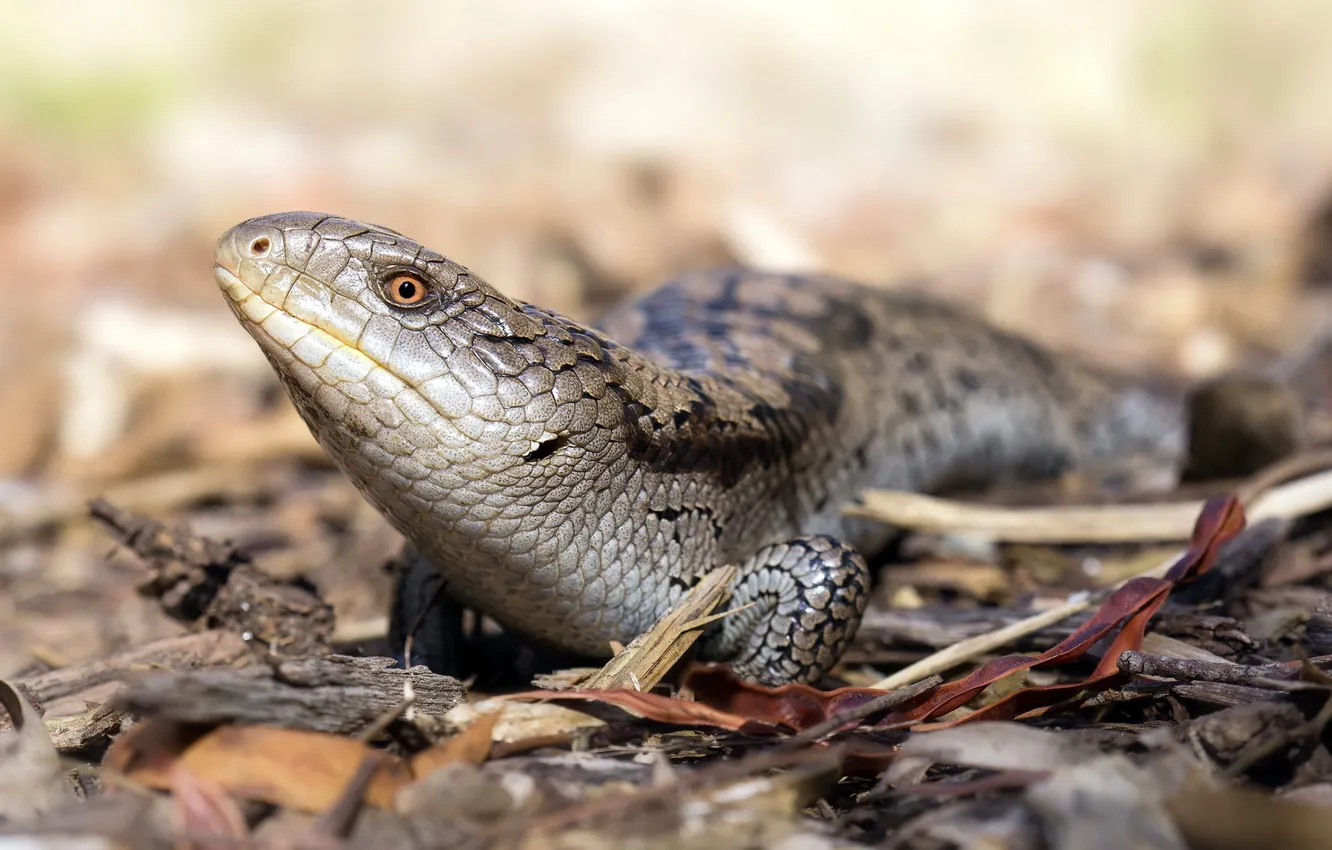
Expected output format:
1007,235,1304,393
213,263,251,302
212,261,466,425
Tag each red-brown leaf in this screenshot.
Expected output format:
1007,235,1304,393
894,494,1245,727
109,722,414,812
682,665,903,728
503,687,788,733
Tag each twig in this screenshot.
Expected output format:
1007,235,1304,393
1118,651,1332,687
786,675,941,745
23,630,253,705
115,655,462,734
309,752,384,839
353,696,416,743
871,601,1099,691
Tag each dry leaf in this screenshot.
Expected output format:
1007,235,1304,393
444,698,606,744
580,565,736,690
505,683,787,734
884,721,1095,788
410,709,501,777
111,721,413,812
1028,756,1187,850
497,498,1245,740
682,665,910,731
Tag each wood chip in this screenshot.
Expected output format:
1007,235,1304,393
579,565,737,691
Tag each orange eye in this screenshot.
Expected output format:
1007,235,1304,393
386,273,430,307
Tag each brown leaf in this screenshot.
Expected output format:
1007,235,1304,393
410,709,501,777
674,499,1238,733
103,716,209,778
507,666,922,737
683,665,904,729
113,722,413,812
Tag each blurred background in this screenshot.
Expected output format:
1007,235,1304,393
6,0,1332,674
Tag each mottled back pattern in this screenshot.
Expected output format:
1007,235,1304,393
598,270,1186,549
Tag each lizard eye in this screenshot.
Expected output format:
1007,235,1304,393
385,272,431,307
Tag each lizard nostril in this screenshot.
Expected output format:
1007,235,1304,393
248,236,271,257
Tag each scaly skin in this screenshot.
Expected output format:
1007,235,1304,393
214,211,1186,685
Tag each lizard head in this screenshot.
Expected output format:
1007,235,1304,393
213,212,576,528
214,211,544,393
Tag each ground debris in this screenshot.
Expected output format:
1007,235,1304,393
1026,755,1190,850
14,367,1332,850
93,497,335,656
14,468,1332,847
23,630,252,718
116,654,463,734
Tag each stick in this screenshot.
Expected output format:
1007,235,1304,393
846,451,1332,545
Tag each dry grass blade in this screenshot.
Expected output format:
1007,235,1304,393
1247,465,1332,523
848,451,1332,545
578,565,738,691
1234,448,1332,506
846,491,1203,543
